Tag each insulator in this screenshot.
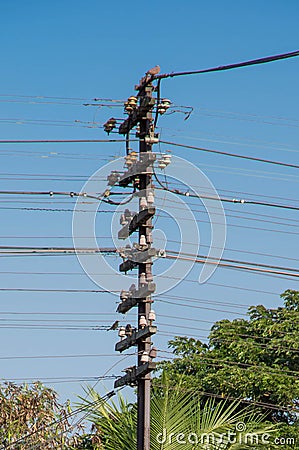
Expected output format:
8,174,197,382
124,155,133,167
139,315,147,329
141,351,149,363
139,273,146,285
146,272,153,282
129,151,138,162
157,104,166,115
149,347,157,359
162,154,172,166
140,197,148,210
148,309,156,322
103,118,116,134
128,96,138,105
161,98,171,110
118,326,126,338
147,191,154,205
158,160,167,169
139,235,147,246
125,105,133,113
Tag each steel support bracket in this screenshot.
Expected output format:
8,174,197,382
115,325,157,352
114,361,156,388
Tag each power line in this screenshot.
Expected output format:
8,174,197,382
157,299,248,316
1,172,299,205
159,179,299,204
0,94,124,102
0,235,297,263
153,381,298,413
0,375,117,384
1,246,298,275
167,253,299,278
160,140,299,169
0,190,134,206
158,351,299,377
154,49,299,80
167,250,299,273
154,174,299,211
0,271,282,296
2,206,299,239
0,287,118,292
0,353,134,360
3,205,299,236
0,138,137,144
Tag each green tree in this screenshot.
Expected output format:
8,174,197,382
159,290,299,447
78,372,277,449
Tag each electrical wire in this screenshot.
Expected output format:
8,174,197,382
0,271,282,296
0,138,137,144
0,234,297,264
0,249,297,278
167,250,299,273
158,351,299,377
0,288,279,315
0,94,124,102
0,245,298,276
0,353,134,360
0,287,118,292
158,179,299,204
0,189,135,206
157,327,299,353
0,375,117,384
2,206,299,239
2,205,299,236
160,140,299,169
153,382,297,413
157,299,248,316
154,172,299,211
153,50,299,80
192,107,299,130
167,253,299,278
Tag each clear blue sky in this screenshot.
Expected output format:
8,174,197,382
0,0,298,405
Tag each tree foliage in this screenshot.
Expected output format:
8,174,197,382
78,372,277,449
0,381,85,449
159,290,299,446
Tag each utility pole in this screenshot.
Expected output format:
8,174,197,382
136,80,155,450
104,70,171,450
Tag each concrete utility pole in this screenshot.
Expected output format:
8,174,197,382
104,69,171,450
136,81,155,450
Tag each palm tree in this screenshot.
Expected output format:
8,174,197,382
78,372,277,449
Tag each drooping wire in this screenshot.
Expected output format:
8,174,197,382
153,50,299,80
